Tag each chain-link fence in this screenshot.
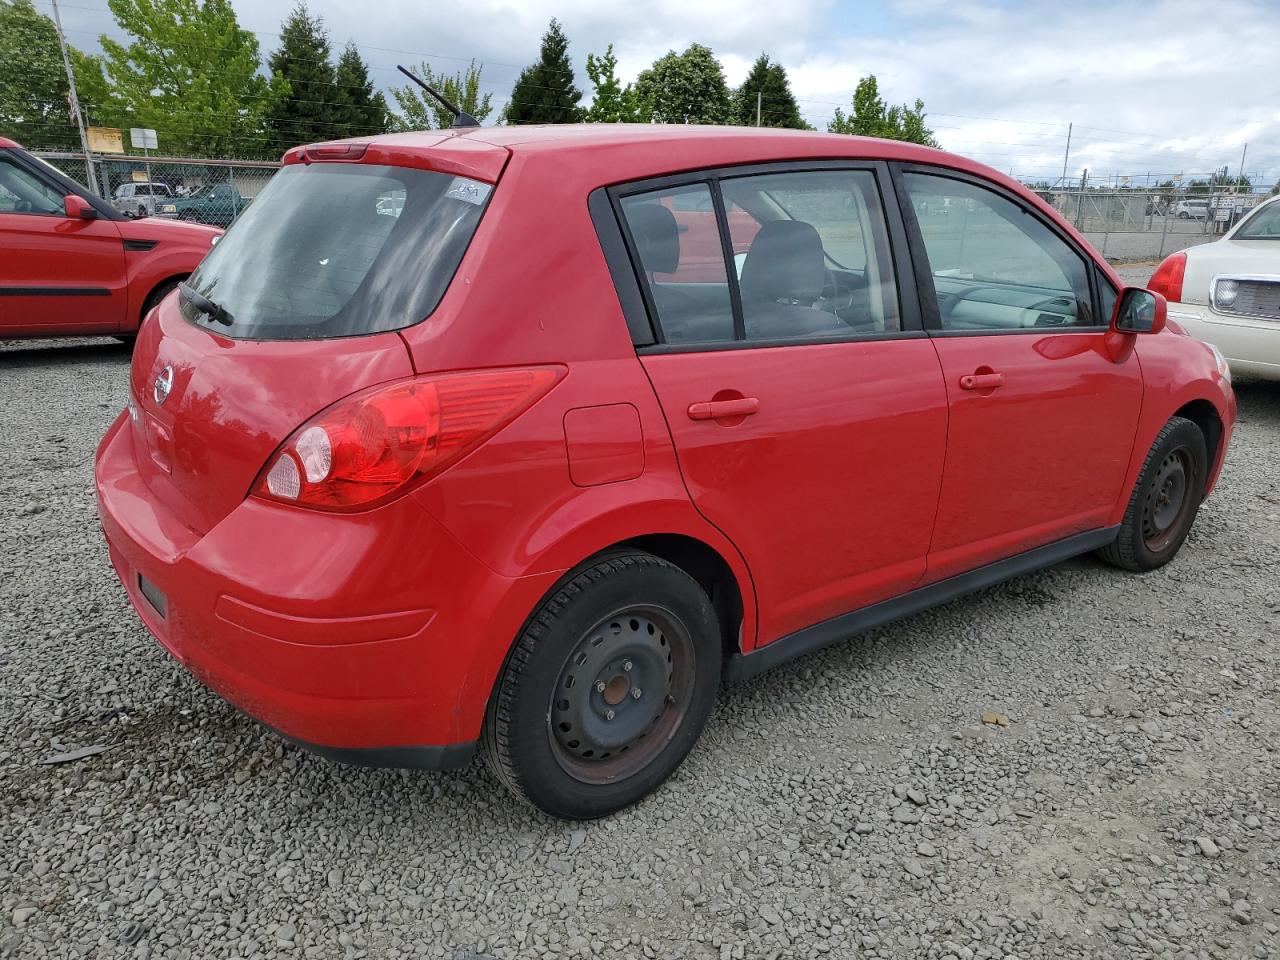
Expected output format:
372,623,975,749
34,151,279,226
1031,187,1266,262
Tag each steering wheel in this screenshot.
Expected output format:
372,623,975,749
817,268,856,315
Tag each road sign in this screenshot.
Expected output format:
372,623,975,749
130,128,158,150
87,127,123,154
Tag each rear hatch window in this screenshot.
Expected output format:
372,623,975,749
180,162,491,340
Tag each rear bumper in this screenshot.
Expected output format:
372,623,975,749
94,412,557,767
1169,301,1280,381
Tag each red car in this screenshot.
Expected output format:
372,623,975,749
0,137,219,339
95,127,1235,819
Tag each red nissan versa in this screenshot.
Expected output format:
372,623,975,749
0,137,220,339
95,126,1235,819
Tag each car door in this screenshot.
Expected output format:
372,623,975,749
896,166,1142,582
0,154,126,335
613,165,950,647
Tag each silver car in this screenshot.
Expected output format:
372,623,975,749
112,182,173,218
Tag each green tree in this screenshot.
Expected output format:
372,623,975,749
96,0,280,158
634,43,732,125
733,54,807,129
584,43,649,123
265,3,336,151
0,0,106,151
504,18,582,124
1187,167,1252,195
331,42,388,138
828,75,938,147
388,60,492,130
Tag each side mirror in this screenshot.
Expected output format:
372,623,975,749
1111,286,1166,335
64,194,96,220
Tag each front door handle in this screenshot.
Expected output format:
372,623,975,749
687,397,760,421
959,372,1005,391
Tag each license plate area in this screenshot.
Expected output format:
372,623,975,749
138,573,168,619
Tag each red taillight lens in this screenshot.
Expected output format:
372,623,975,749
253,366,564,510
1147,251,1186,303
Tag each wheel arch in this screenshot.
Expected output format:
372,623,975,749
1172,397,1224,481
140,273,188,322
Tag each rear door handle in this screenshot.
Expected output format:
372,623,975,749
959,372,1005,391
687,397,760,421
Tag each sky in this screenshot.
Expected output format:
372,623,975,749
47,0,1280,188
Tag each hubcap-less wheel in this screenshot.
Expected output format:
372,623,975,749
549,606,693,784
1141,448,1195,552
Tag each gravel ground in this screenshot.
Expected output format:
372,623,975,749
2,336,1278,960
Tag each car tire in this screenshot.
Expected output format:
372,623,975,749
1177,212,1189,219
484,551,722,820
1096,416,1208,573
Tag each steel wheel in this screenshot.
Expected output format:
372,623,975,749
548,605,694,784
1141,447,1196,553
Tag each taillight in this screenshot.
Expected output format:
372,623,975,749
1147,251,1186,303
252,366,563,511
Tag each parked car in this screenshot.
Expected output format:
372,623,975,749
96,126,1235,819
1148,194,1280,380
112,181,173,218
0,136,220,339
160,182,248,226
1174,199,1209,220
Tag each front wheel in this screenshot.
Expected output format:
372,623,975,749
484,552,721,819
1097,416,1208,572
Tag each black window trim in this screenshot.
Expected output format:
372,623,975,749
589,158,923,353
891,161,1108,337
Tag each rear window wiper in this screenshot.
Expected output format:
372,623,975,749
180,282,234,326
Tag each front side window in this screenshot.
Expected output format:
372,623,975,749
904,172,1095,330
619,169,899,345
0,159,65,215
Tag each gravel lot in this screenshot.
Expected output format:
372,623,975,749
2,330,1278,960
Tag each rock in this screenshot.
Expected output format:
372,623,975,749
1054,864,1071,879
916,841,937,858
12,908,37,927
981,711,1009,728
906,789,927,807
854,822,874,835
759,905,782,926
1196,837,1220,858
1231,900,1252,925
893,806,922,825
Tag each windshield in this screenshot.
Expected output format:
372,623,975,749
1235,202,1280,239
181,163,491,340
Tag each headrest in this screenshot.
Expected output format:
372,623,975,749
739,220,825,304
627,203,680,275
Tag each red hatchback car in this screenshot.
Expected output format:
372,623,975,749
0,137,218,339
95,126,1234,819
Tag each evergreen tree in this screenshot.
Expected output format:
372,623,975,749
265,3,336,151
504,18,582,124
828,75,937,147
388,61,492,130
733,54,807,129
332,42,388,138
584,44,649,123
634,44,732,125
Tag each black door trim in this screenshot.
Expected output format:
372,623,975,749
725,526,1118,683
0,286,111,297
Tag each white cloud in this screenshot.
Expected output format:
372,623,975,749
56,0,1279,186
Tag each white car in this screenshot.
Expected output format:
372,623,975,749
1148,195,1280,380
1173,199,1209,220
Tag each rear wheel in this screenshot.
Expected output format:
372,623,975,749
1097,416,1208,572
484,551,721,819
115,277,183,345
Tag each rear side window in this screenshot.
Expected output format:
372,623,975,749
618,168,899,346
619,184,736,343
181,163,490,340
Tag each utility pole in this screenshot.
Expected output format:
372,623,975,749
1059,122,1072,188
756,91,762,127
1236,143,1248,192
50,0,97,195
